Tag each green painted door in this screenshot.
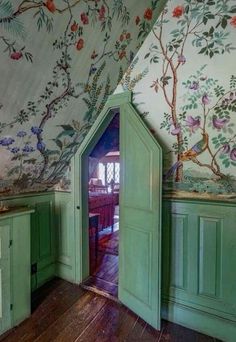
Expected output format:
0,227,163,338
0,220,11,335
119,103,162,330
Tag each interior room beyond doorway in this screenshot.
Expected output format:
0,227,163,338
83,113,120,299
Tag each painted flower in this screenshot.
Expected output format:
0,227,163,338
91,50,98,59
126,32,131,40
0,136,15,146
118,50,126,60
171,126,181,135
230,148,236,161
31,126,43,135
89,66,97,75
76,39,84,51
45,0,56,13
71,22,78,32
37,141,46,151
22,144,34,153
230,16,236,28
81,12,89,25
229,92,234,100
144,8,153,21
185,115,200,132
202,93,210,105
135,16,140,25
172,5,184,18
120,34,124,41
10,51,23,60
189,81,199,90
17,131,27,137
10,147,20,154
221,98,229,107
212,116,229,130
98,5,105,21
178,54,186,64
220,144,230,155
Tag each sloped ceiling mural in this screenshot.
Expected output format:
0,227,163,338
116,0,236,198
0,0,166,195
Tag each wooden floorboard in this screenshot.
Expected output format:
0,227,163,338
0,278,220,342
81,275,118,299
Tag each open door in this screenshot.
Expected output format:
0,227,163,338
119,102,162,329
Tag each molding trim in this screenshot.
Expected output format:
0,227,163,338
162,299,236,342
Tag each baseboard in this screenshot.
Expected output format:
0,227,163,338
55,262,75,283
162,299,236,342
37,263,56,289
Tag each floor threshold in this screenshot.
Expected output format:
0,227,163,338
80,275,119,303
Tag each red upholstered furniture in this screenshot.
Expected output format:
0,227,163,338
89,192,115,231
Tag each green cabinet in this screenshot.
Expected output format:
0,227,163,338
31,201,56,291
0,208,33,336
162,199,236,342
3,193,56,291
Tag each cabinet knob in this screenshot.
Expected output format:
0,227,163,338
76,206,80,210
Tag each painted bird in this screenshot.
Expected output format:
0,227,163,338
164,132,209,180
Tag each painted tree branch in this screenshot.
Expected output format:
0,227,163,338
152,13,184,181
191,157,225,178
36,0,74,180
0,0,83,23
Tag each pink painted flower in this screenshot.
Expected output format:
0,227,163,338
221,144,230,155
81,12,89,25
178,54,186,64
189,81,199,90
10,51,23,60
212,116,229,130
202,93,210,105
172,6,184,18
230,16,236,28
171,126,181,135
230,148,236,161
185,115,200,132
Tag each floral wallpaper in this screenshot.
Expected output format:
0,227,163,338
0,0,166,196
116,0,236,198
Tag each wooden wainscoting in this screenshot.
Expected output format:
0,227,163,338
162,198,236,342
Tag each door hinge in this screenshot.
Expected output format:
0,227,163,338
9,239,13,248
10,304,13,311
31,263,37,275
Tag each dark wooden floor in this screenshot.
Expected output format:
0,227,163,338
1,278,220,342
88,223,119,297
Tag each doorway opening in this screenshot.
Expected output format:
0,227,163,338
76,92,162,329
81,112,120,300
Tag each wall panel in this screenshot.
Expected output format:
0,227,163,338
162,198,236,342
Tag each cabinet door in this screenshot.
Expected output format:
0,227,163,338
0,220,11,335
31,201,55,290
11,215,31,326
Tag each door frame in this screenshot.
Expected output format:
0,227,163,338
74,91,132,283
